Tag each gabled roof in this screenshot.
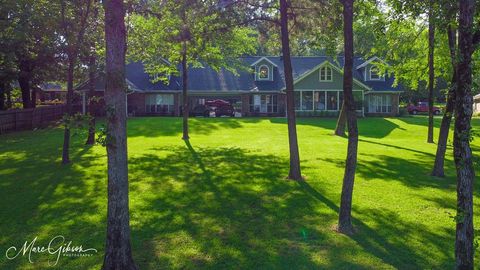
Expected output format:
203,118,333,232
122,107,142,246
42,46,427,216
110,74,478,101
355,56,388,70
249,56,278,68
39,83,65,92
74,70,144,92
291,60,372,91
75,55,404,93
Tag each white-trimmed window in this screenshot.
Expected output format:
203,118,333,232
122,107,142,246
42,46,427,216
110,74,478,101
145,94,174,113
258,65,270,80
369,66,382,80
368,94,391,113
250,94,278,113
319,66,333,81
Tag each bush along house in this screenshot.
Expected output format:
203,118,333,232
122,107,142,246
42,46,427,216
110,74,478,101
75,55,403,117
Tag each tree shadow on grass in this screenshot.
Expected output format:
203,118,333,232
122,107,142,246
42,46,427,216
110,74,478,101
394,116,445,129
268,117,402,139
126,142,451,269
358,138,435,157
128,143,324,269
298,181,454,269
0,133,106,269
126,117,250,138
318,153,456,190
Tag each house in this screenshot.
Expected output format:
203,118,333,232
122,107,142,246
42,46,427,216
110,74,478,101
75,56,403,117
37,83,67,104
474,94,480,115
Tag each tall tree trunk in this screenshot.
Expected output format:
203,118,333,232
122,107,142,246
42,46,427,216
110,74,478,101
432,26,457,177
427,5,435,143
86,1,99,145
338,0,358,234
86,53,97,145
0,82,5,111
335,101,347,136
62,57,75,164
454,0,476,268
102,0,138,269
18,68,31,109
181,41,189,140
280,0,302,181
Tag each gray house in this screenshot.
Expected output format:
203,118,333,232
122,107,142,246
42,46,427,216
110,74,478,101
76,55,403,117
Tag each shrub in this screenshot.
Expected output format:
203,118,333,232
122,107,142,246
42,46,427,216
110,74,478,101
399,107,408,117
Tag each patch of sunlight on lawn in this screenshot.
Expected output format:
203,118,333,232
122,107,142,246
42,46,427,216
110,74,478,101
0,116,479,269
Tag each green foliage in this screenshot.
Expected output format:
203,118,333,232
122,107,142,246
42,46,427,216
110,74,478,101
96,124,108,147
398,107,408,116
62,112,91,130
349,0,458,92
0,0,62,84
128,0,257,83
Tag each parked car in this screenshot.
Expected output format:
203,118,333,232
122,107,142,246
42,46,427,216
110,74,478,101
190,104,211,117
190,99,235,117
208,100,235,117
406,102,441,115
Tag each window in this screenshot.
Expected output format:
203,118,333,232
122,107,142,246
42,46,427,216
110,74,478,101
370,66,381,80
368,94,391,113
145,94,174,113
327,91,338,110
258,65,270,80
250,94,278,113
314,91,326,110
320,66,333,81
382,95,391,112
301,91,313,110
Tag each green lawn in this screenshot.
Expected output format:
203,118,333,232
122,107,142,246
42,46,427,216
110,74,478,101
0,116,479,269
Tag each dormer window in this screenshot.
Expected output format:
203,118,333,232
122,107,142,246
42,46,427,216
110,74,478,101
319,66,332,81
369,66,381,80
258,65,270,80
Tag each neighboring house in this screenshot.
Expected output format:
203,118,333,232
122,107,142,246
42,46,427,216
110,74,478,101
38,83,67,103
474,94,480,114
75,55,403,117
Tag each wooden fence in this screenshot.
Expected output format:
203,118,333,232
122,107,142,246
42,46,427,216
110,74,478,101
0,105,69,134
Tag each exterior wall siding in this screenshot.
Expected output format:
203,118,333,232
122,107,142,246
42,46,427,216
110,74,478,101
241,94,250,116
391,94,399,116
295,66,344,89
174,93,180,116
127,93,145,116
294,64,368,90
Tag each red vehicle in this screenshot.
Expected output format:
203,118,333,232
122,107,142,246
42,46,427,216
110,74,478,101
191,99,235,117
407,102,441,115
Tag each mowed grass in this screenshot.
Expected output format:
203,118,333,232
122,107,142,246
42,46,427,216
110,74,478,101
0,116,479,269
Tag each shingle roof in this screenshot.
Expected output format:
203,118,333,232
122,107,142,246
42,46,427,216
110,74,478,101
78,56,404,93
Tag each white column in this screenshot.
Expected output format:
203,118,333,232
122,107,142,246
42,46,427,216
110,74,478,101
125,93,128,117
362,91,365,117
